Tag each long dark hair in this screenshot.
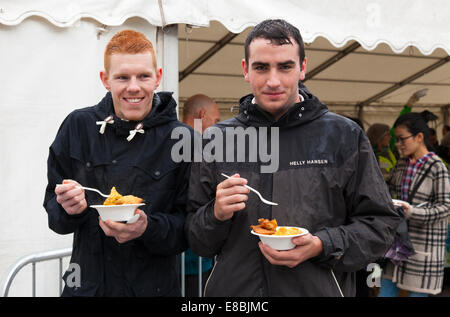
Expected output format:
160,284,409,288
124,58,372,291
393,112,431,150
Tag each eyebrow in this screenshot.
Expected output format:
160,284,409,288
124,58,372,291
251,60,296,68
113,71,152,78
113,73,128,78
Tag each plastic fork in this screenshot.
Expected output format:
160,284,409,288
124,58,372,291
76,186,109,198
220,173,278,206
57,184,109,198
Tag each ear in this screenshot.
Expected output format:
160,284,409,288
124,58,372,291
299,57,307,81
242,59,250,83
155,67,163,88
199,108,206,119
416,132,424,143
100,71,111,91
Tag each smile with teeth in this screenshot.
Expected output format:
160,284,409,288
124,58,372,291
124,97,144,104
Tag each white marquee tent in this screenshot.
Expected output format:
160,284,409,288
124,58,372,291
1,0,450,296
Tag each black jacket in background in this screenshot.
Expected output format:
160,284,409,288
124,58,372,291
44,92,191,296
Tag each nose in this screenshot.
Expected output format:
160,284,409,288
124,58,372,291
266,69,281,88
127,77,140,93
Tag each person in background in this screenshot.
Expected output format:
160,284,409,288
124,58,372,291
379,112,450,297
366,123,397,181
183,94,221,133
442,124,450,137
44,30,191,296
388,89,428,155
428,128,439,153
437,133,450,285
438,132,450,167
181,94,220,296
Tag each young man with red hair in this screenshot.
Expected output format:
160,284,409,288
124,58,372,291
44,30,191,296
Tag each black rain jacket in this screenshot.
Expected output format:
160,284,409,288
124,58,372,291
44,92,191,296
185,85,401,297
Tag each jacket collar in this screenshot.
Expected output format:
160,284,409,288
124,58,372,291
235,83,328,128
95,91,178,139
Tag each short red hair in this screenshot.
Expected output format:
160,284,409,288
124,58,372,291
104,30,157,72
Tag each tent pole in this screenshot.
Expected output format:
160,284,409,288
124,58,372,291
156,25,179,117
356,104,364,126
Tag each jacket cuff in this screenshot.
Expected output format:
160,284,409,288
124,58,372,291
50,197,90,221
205,198,232,226
311,228,344,267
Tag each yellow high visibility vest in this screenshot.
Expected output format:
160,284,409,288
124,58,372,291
378,149,396,173
379,155,394,173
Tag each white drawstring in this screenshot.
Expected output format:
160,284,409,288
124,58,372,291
96,115,114,134
331,269,344,297
127,123,145,141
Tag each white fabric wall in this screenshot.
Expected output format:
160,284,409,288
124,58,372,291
0,16,156,296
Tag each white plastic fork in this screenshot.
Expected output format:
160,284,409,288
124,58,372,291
76,186,109,198
221,173,278,206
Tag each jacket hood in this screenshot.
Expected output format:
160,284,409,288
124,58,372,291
95,91,178,138
235,83,329,128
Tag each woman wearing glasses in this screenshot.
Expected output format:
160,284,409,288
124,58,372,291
379,112,450,297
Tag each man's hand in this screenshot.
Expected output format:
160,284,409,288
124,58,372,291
258,234,323,268
99,209,148,243
55,179,87,215
214,173,250,221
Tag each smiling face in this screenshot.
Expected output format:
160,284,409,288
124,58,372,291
100,53,162,121
242,37,306,120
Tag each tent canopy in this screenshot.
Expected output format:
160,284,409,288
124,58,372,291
3,0,450,55
178,21,450,121
3,0,449,124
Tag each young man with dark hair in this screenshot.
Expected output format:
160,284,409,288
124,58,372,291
186,19,400,296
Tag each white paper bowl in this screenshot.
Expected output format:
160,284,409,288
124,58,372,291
91,203,145,222
392,199,410,209
251,226,309,251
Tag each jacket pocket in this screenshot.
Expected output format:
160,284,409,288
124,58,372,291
133,160,179,190
135,159,178,176
69,154,111,204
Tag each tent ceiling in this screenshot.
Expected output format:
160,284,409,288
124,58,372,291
2,0,450,118
178,21,450,118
